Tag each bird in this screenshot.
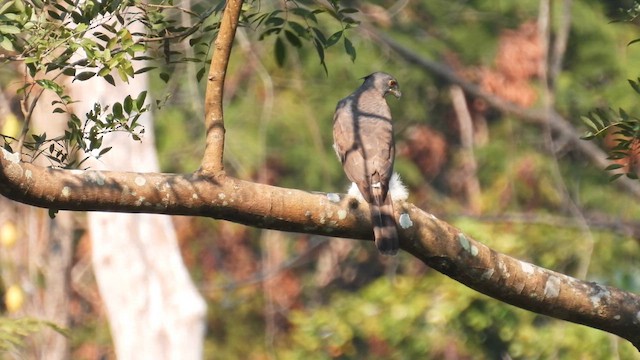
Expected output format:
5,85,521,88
332,72,401,255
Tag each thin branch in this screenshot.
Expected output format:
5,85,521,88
365,27,640,199
449,85,481,214
201,0,244,175
549,0,573,88
0,151,638,349
538,0,594,279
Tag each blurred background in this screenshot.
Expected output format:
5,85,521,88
2,0,640,358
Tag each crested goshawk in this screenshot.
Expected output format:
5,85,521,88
332,72,402,255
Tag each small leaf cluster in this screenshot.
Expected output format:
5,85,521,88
1,0,147,84
248,1,359,73
0,0,155,166
2,89,148,169
581,79,640,181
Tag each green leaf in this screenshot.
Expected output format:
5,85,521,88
288,21,307,37
98,66,111,77
112,102,123,118
313,38,327,74
0,1,15,15
160,72,170,83
629,79,640,95
609,173,624,182
344,37,356,62
284,30,302,48
291,7,317,22
0,35,15,52
135,91,147,110
627,38,640,46
74,72,96,81
605,163,625,171
98,146,112,156
134,66,156,75
35,79,64,95
580,132,595,140
0,25,20,34
580,115,600,133
339,7,360,14
62,67,76,77
104,74,115,86
311,27,327,45
123,95,133,114
325,31,343,47
274,36,286,67
116,67,129,83
194,67,205,82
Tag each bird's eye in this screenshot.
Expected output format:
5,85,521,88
388,80,397,87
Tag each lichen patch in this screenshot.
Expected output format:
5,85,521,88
589,284,610,308
326,193,340,203
543,276,561,299
399,213,413,228
134,176,146,186
2,148,20,163
520,261,535,275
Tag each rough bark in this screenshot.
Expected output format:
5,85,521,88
1,153,639,348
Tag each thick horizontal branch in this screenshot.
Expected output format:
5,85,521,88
0,149,372,239
1,148,639,348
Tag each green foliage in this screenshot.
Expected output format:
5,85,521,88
579,1,640,182
581,80,640,181
280,274,640,359
0,0,152,166
2,89,148,168
249,1,360,73
4,0,640,357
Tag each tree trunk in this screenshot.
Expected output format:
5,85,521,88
67,22,206,360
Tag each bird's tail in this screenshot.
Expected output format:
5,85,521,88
370,194,399,256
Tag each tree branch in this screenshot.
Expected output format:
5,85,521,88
201,0,243,175
1,148,639,349
3,0,640,351
366,28,640,199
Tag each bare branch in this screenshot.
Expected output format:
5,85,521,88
549,0,573,87
201,0,244,175
1,149,639,349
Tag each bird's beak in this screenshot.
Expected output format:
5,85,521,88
389,88,402,99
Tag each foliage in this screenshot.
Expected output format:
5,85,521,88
579,0,640,182
0,0,361,167
581,97,640,181
3,0,640,358
281,273,640,359
3,87,148,168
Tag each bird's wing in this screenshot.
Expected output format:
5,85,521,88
333,97,372,202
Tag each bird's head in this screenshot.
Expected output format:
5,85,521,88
364,72,402,99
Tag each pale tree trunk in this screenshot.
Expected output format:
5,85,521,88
0,87,73,359
67,21,206,360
